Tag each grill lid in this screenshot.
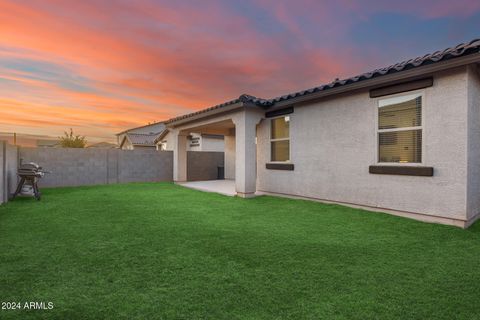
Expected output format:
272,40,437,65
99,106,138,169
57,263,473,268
19,162,41,171
18,162,45,177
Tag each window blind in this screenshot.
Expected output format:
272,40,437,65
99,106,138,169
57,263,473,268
378,94,422,163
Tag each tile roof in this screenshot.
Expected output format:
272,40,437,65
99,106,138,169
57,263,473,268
266,38,480,104
167,38,480,125
126,132,162,146
165,98,242,124
116,121,166,136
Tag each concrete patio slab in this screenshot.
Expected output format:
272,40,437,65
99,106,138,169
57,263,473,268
178,179,236,196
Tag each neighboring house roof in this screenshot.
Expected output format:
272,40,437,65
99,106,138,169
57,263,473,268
87,142,118,149
154,129,170,144
166,38,480,125
116,121,166,136
36,139,60,147
122,132,160,147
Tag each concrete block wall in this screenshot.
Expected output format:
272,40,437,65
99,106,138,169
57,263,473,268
187,151,224,181
117,149,173,183
19,148,174,188
17,148,221,188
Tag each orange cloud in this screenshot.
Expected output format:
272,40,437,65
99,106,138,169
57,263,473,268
0,0,476,142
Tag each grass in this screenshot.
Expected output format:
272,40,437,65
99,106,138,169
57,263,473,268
0,182,479,319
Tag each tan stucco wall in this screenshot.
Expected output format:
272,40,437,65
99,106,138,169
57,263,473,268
466,65,480,221
200,136,225,152
157,131,175,151
224,135,235,179
159,132,224,152
120,139,134,150
257,67,471,222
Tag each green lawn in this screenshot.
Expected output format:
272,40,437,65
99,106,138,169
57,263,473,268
0,182,479,319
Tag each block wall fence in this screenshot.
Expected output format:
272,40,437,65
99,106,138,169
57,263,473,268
0,141,223,204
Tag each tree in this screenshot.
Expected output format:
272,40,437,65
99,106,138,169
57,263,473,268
59,128,87,148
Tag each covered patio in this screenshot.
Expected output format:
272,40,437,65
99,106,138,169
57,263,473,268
167,102,264,198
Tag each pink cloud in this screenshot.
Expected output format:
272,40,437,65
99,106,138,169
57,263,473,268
0,0,477,141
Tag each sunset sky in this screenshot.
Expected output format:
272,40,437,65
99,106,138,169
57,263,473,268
0,0,479,142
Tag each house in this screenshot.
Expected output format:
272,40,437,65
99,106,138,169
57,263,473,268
165,38,480,228
119,132,160,150
116,122,166,150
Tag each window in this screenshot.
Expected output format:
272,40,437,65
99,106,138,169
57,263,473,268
377,93,423,163
270,116,290,162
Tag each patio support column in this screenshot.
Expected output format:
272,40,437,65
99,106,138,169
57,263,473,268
224,131,235,180
173,131,188,182
233,109,263,198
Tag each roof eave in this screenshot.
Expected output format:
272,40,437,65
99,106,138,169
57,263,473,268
271,53,480,109
154,129,170,144
166,100,246,128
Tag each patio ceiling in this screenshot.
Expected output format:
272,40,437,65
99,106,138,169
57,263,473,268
179,119,235,136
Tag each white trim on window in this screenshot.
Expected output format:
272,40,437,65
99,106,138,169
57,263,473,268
269,115,291,163
375,89,426,166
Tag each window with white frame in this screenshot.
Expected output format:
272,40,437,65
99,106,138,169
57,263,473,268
377,92,423,163
270,116,290,162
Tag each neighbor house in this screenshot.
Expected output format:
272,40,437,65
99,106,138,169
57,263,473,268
36,139,61,148
117,122,166,150
119,133,160,150
165,39,480,228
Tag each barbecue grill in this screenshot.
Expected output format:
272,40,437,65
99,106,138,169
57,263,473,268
12,162,47,200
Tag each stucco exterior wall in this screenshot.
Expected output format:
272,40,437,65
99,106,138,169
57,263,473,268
257,67,470,222
184,133,225,152
224,135,235,179
156,131,175,151
120,139,134,150
0,141,18,204
158,132,224,152
187,133,202,151
5,143,18,200
466,65,480,221
201,135,225,152
0,141,5,204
